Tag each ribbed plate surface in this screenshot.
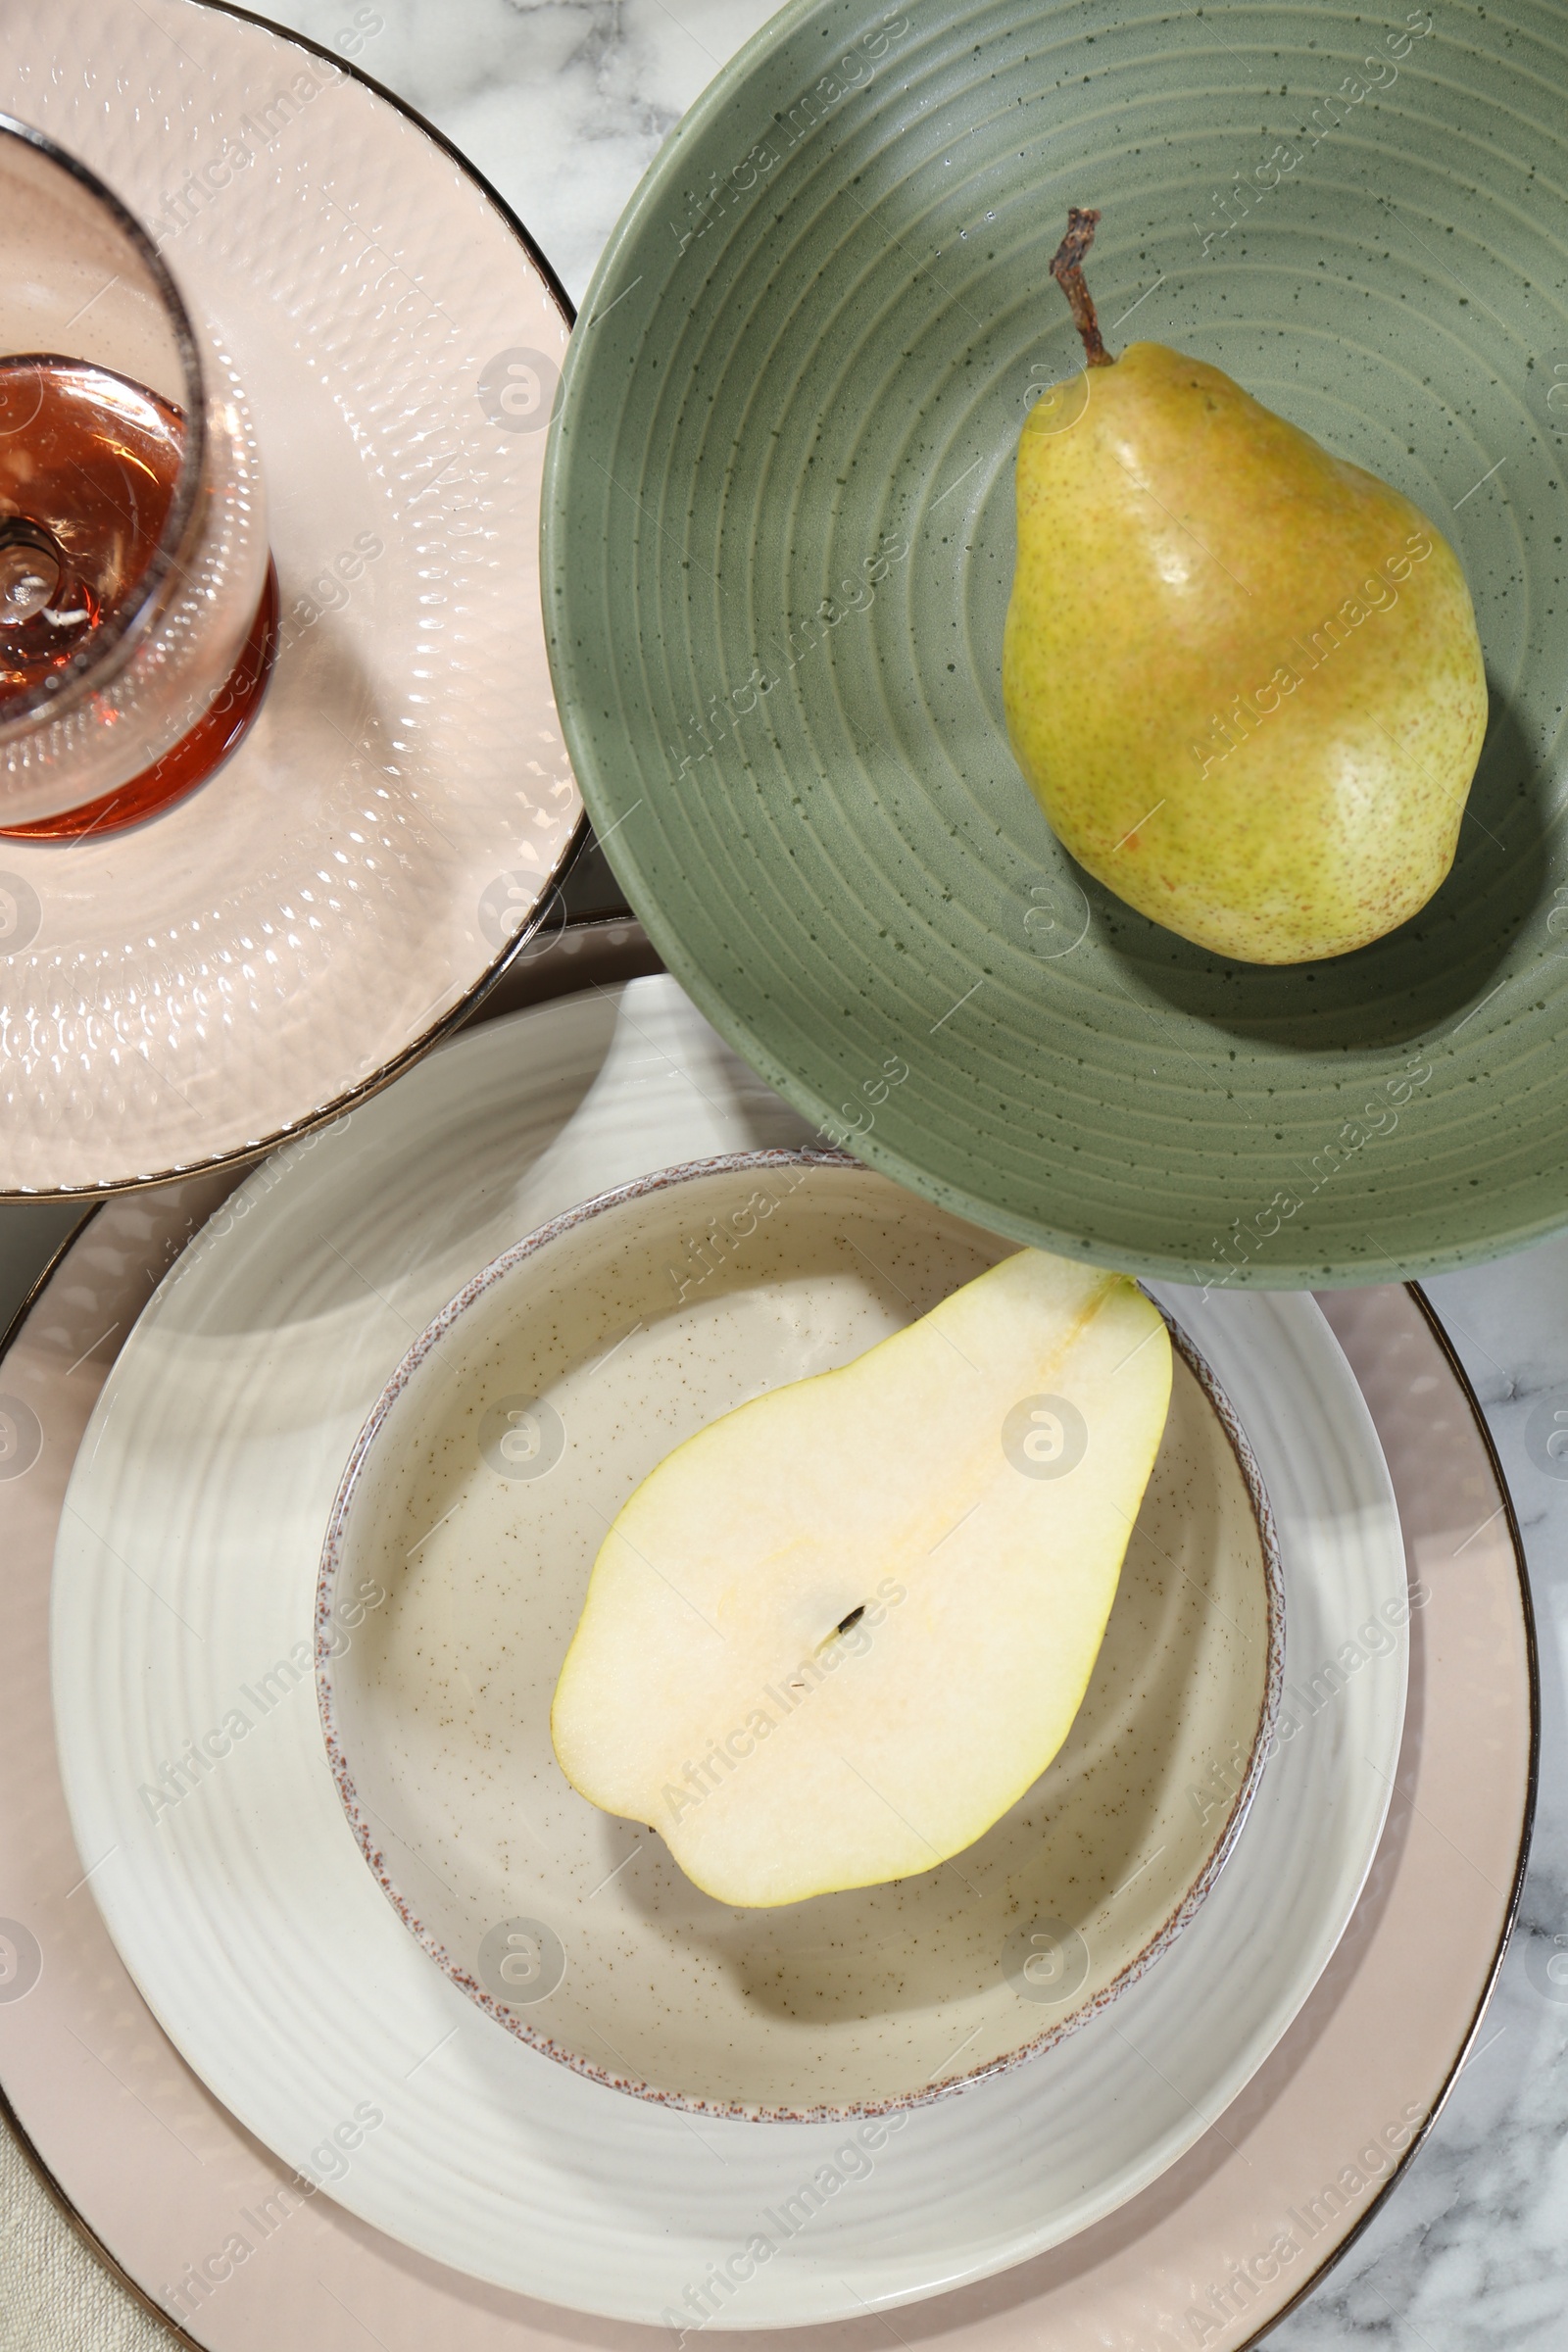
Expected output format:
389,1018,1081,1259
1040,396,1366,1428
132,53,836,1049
50,979,1407,2324
543,0,1568,1286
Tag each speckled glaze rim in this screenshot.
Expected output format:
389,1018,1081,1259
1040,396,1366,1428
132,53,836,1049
317,1150,1285,2124
0,0,582,1206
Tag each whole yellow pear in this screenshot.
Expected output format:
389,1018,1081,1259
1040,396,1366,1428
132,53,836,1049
1003,211,1489,964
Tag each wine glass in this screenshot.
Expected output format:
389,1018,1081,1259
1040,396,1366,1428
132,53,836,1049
0,116,273,837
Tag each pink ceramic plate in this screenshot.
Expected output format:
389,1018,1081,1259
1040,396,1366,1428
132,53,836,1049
0,968,1534,2352
0,0,578,1195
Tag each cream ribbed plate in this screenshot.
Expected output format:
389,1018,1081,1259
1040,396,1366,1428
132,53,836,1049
51,977,1407,2325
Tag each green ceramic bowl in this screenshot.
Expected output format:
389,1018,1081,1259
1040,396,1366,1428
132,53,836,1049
542,0,1568,1288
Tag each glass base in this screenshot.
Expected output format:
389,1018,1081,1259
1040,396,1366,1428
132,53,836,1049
0,558,280,840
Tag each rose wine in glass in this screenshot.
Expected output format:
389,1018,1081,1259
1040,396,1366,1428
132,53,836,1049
0,118,274,836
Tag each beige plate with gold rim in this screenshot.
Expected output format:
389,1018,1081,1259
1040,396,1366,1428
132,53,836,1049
1,1165,1533,2347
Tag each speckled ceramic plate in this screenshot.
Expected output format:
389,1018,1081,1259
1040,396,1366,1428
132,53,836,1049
318,1152,1283,2120
0,0,577,1195
543,0,1568,1287
4,974,1532,2348
50,976,1408,2324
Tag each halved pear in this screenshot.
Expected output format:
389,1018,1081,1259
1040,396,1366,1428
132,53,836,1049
551,1250,1171,1908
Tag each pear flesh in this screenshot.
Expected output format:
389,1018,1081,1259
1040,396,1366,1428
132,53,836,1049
1004,242,1488,964
551,1250,1172,1909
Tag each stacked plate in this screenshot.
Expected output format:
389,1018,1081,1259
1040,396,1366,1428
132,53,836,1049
0,949,1530,2349
0,1,1546,2347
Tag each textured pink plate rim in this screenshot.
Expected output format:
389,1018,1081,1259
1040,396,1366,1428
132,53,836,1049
0,0,582,1199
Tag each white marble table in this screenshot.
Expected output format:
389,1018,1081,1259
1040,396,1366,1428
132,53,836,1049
2,3,1564,2345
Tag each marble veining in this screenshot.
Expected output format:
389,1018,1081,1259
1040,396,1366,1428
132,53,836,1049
215,2,1568,2338
269,0,783,304
1274,1243,1568,2352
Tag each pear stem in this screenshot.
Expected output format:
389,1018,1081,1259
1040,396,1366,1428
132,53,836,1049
1050,207,1113,368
